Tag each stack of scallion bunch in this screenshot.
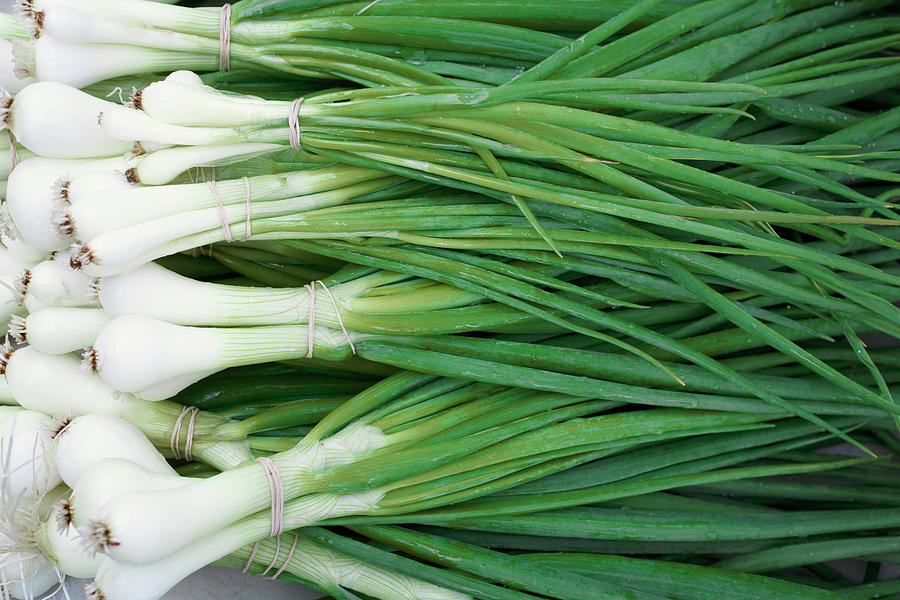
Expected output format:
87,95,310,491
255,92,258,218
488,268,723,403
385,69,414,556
0,0,898,599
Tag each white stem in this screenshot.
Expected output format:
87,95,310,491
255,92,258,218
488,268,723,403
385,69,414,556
24,253,97,307
92,490,390,600
22,35,216,89
55,414,176,489
74,178,391,275
5,155,131,252
100,104,267,147
30,0,220,36
15,306,110,354
3,348,230,447
93,422,388,566
89,315,355,395
40,6,219,54
35,506,102,578
67,164,377,241
132,142,283,185
140,76,294,127
97,262,342,326
70,458,196,530
4,81,135,158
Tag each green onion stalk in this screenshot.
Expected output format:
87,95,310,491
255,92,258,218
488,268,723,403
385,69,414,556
17,0,576,88
0,347,280,469
73,368,885,598
58,237,900,423
71,375,789,569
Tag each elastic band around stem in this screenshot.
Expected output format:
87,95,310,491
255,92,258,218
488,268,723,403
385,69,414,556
170,406,199,461
241,176,252,241
242,541,261,573
288,98,305,149
304,280,357,358
206,179,234,243
219,4,232,72
260,535,282,577
256,457,285,537
269,535,299,579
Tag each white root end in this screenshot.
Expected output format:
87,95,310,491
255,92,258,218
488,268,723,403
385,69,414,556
8,313,26,343
87,278,101,304
77,520,116,557
68,244,96,270
11,38,34,82
51,175,71,202
0,87,12,129
50,206,74,239
14,0,43,39
53,498,73,535
12,269,29,305
80,347,101,374
46,412,74,441
85,581,106,600
0,336,15,374
12,0,33,22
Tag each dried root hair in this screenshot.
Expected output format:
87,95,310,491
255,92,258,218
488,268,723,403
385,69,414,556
80,347,101,374
46,413,74,441
77,520,117,557
0,88,12,130
11,38,34,82
52,498,73,535
7,314,25,344
67,244,95,270
11,270,30,307
0,336,15,375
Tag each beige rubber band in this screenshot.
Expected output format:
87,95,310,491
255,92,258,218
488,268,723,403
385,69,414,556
170,406,199,461
269,536,299,579
219,4,232,71
206,179,234,243
241,176,252,241
242,541,261,574
260,535,282,577
256,457,285,537
288,98,305,149
304,280,357,358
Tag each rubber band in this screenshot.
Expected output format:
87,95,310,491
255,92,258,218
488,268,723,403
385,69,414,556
206,179,234,243
356,0,385,15
170,406,199,461
305,282,317,359
288,98,305,149
242,541,261,573
304,280,357,358
269,536,299,579
256,457,285,537
219,4,232,72
241,176,252,241
260,535,282,577
6,130,18,173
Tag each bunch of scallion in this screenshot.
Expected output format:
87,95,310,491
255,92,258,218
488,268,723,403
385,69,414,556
0,0,898,599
